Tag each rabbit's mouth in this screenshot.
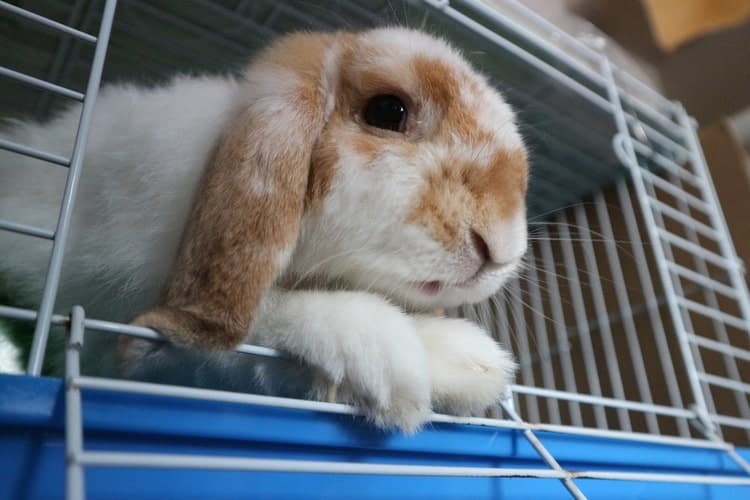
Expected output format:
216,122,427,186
412,258,521,297
413,275,482,296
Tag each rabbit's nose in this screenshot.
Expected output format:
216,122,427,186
471,212,528,267
471,228,518,268
471,229,492,266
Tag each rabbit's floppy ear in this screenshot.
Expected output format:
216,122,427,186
130,33,341,350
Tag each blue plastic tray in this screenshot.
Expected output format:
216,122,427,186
1,374,748,499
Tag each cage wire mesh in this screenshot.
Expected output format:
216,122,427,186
1,0,750,498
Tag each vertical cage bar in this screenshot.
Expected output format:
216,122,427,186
525,245,561,424
574,204,631,431
601,57,713,429
538,229,583,427
615,182,690,436
66,306,86,500
499,400,586,499
557,212,608,428
509,278,539,423
493,289,520,410
26,0,118,375
594,192,660,434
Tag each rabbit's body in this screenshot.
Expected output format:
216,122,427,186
1,75,241,327
0,28,527,432
1,75,243,376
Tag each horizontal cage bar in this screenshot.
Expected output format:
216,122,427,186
510,385,695,419
657,229,737,270
687,334,750,363
76,452,566,478
648,199,719,241
0,65,84,101
711,413,750,431
0,219,55,239
569,471,750,486
0,137,70,167
638,169,711,214
677,297,749,331
698,373,750,395
0,0,97,43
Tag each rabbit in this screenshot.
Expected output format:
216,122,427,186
0,27,528,432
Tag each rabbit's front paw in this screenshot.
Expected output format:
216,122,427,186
311,294,432,433
414,316,516,416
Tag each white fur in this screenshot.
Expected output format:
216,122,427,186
0,28,523,432
253,288,431,432
413,315,516,416
0,329,22,374
485,212,528,265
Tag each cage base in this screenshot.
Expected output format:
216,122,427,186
1,374,748,499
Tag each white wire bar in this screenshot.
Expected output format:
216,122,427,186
569,471,750,486
668,262,737,300
0,66,84,101
508,278,539,422
556,211,607,428
65,306,85,500
76,452,567,478
711,414,750,432
677,297,749,331
688,334,750,363
638,169,712,214
77,450,750,485
26,0,119,375
593,191,660,434
0,0,97,43
574,204,630,431
537,229,584,427
657,229,738,271
0,219,55,240
498,400,585,499
510,385,694,420
615,180,691,437
698,373,750,395
524,245,560,424
0,137,70,167
648,198,720,242
631,139,700,187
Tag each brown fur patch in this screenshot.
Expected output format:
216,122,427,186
308,119,340,209
409,148,528,249
351,132,380,159
411,56,485,145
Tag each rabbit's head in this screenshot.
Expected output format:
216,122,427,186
288,28,528,310
134,28,528,348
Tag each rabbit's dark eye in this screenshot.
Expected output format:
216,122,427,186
363,94,407,133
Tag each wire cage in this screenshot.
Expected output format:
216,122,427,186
1,0,750,499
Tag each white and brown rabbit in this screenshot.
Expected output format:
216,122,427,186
0,27,528,432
